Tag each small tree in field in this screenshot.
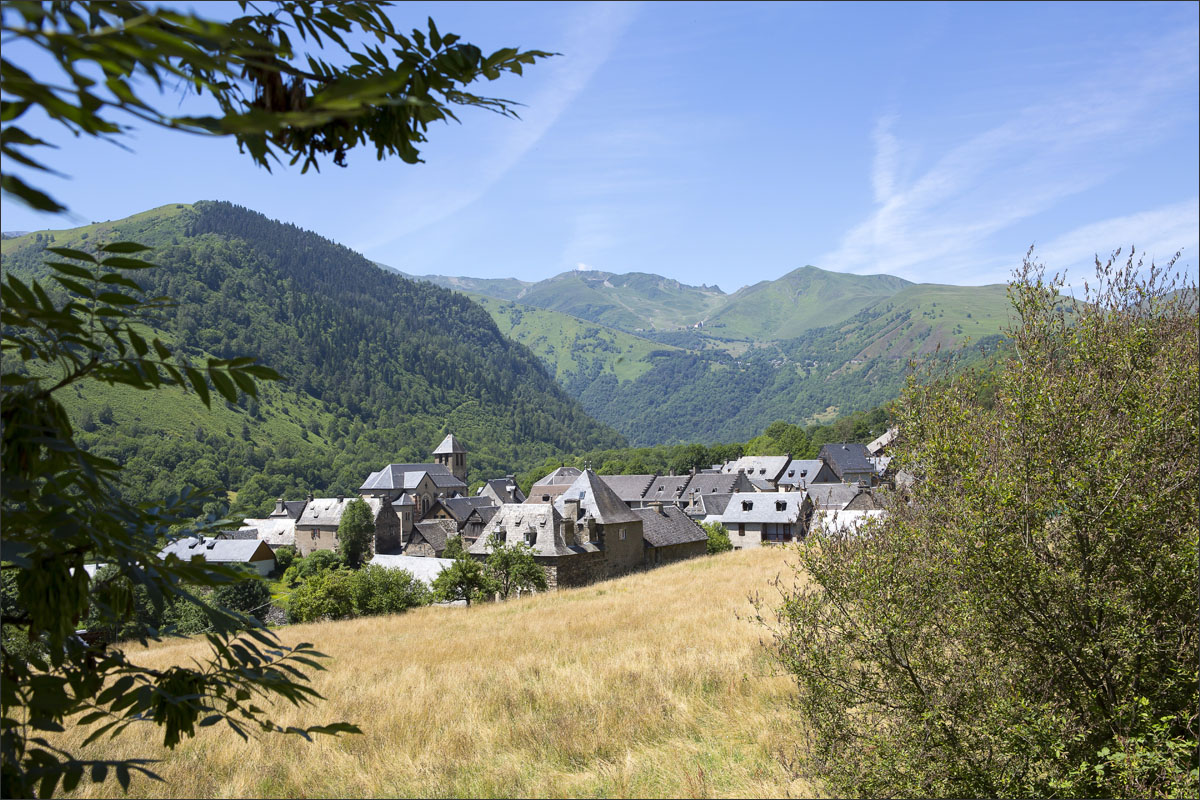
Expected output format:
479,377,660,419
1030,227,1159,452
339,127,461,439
431,557,494,606
337,498,374,569
442,534,468,560
702,522,733,554
483,535,547,599
765,251,1198,798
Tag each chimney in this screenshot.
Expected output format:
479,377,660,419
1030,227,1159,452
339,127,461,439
306,491,314,502
562,515,577,547
337,493,344,502
564,497,581,521
650,500,666,516
273,497,285,515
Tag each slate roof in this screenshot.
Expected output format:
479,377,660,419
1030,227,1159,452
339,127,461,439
359,463,465,493
748,477,775,492
268,499,308,519
682,472,744,496
718,492,803,524
432,433,467,454
720,456,791,483
644,475,692,503
687,492,732,517
867,427,898,455
216,529,259,540
806,483,864,511
635,505,707,548
392,492,415,509
557,470,641,524
159,536,275,564
532,466,582,487
410,519,459,554
469,503,600,557
239,517,296,547
433,496,498,525
296,496,383,528
368,553,455,585
818,443,875,480
598,473,656,504
479,477,525,504
526,484,571,504
776,459,839,489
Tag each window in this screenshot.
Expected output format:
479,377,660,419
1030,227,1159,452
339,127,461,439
525,530,536,546
738,524,745,536
619,528,626,540
775,500,787,511
742,500,753,511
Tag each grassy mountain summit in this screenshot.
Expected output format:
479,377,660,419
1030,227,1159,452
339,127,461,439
399,261,1014,444
1,202,625,514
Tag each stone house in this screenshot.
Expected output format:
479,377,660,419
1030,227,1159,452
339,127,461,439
478,476,525,505
294,496,401,557
554,469,645,575
469,503,607,590
634,502,708,565
818,443,876,486
717,491,809,549
806,483,881,512
359,463,466,518
599,473,657,507
432,433,469,482
426,496,499,539
719,455,792,490
776,458,839,491
403,519,459,558
526,465,582,504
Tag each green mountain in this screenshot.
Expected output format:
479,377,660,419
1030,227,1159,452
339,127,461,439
399,264,1013,445
1,202,625,516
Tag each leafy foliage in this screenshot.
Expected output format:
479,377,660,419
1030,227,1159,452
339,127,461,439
483,535,547,599
701,522,732,555
286,565,428,623
0,245,357,797
1,1,552,213
336,498,374,569
764,252,1199,797
431,556,494,607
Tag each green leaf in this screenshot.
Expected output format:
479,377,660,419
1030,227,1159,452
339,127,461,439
45,247,97,263
184,366,211,407
100,241,153,253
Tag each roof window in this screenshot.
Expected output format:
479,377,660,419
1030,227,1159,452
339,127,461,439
742,500,753,511
775,500,787,511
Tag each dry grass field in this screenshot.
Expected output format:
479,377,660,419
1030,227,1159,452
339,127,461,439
53,547,813,798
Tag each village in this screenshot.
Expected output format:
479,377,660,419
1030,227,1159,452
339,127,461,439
176,430,901,593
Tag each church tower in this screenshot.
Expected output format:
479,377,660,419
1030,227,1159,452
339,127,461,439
432,433,468,482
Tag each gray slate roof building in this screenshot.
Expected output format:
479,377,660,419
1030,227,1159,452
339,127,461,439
268,498,308,519
532,466,583,487
818,443,876,482
557,470,641,525
298,496,384,528
777,459,839,489
720,455,791,484
159,536,275,566
432,496,499,526
410,519,459,554
867,427,898,455
359,463,466,493
470,503,600,557
643,475,692,504
683,472,746,497
479,477,525,504
432,433,467,455
634,505,707,548
719,492,804,525
526,483,572,504
598,473,656,505
806,483,871,511
687,492,732,518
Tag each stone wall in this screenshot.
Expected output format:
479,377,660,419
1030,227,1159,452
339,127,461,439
540,551,607,590
645,539,706,566
295,525,337,556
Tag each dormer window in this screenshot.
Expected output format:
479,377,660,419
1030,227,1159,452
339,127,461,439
742,500,753,511
775,500,787,511
525,530,536,546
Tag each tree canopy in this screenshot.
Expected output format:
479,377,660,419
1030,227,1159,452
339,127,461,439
766,252,1198,797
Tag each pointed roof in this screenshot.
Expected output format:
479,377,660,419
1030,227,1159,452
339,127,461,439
554,469,640,525
433,434,467,455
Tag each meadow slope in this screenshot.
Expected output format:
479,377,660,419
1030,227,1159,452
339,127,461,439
57,548,811,798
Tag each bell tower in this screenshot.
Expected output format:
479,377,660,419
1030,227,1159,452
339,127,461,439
432,433,467,481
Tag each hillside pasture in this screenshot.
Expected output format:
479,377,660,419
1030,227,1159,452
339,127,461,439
55,547,810,798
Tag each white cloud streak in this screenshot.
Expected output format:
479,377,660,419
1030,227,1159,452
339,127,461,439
356,2,638,252
821,27,1199,284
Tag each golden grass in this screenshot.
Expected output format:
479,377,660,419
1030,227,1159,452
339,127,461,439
55,547,812,798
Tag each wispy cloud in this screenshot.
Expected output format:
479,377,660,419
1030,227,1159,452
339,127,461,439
1035,198,1200,282
356,2,638,252
821,27,1199,284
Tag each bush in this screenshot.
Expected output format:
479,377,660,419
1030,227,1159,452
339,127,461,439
274,545,297,573
766,254,1198,798
287,566,429,623
702,522,732,554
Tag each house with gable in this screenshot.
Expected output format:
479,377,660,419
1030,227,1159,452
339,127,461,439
403,519,459,558
159,535,277,577
719,455,792,491
425,495,499,541
478,476,525,505
818,443,877,486
526,465,582,504
634,502,708,565
599,473,657,507
717,491,810,549
776,458,839,491
358,435,471,517
294,495,401,557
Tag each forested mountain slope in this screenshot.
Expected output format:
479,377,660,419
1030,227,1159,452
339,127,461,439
1,202,625,515
405,261,1012,445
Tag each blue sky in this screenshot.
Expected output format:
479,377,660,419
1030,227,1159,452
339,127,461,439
3,1,1197,291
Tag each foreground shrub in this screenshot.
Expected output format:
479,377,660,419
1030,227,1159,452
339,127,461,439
702,522,733,554
288,566,429,623
767,253,1198,797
